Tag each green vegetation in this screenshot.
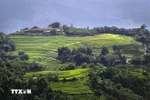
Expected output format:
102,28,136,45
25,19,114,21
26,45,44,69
88,64,150,100
10,34,143,69
1,24,150,100
25,68,91,94
25,68,88,80
51,81,92,94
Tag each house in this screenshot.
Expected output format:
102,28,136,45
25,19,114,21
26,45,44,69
23,28,63,35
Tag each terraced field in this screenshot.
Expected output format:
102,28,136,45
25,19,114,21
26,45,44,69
10,34,144,70
25,68,91,94
9,34,145,95
25,68,88,80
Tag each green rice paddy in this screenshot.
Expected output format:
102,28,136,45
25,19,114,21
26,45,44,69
9,34,145,94
10,34,144,70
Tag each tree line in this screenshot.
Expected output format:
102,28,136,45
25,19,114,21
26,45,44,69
57,46,126,67
88,63,150,100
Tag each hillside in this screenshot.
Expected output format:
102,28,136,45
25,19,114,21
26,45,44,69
10,34,144,70
1,31,149,100
25,68,92,94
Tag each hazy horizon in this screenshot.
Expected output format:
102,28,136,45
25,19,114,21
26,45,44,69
0,0,150,34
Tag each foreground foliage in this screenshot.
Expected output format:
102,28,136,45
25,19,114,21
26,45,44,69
88,64,150,100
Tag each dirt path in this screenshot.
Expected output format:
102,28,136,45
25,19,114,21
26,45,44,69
126,58,131,64
125,44,148,64
144,44,147,54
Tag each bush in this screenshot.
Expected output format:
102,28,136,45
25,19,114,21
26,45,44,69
60,64,76,70
65,64,76,70
23,62,45,72
18,51,29,60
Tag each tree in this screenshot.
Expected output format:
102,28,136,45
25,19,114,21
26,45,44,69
86,47,92,55
0,36,16,52
143,54,150,64
65,64,76,70
73,53,89,65
50,29,57,35
62,24,69,32
22,27,29,30
57,47,71,62
141,24,147,29
48,22,60,28
131,56,141,65
136,36,146,44
113,45,119,52
31,26,39,29
0,32,4,36
18,51,29,61
101,46,109,55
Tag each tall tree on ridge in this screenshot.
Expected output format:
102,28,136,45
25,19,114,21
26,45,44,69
48,22,61,28
141,24,147,29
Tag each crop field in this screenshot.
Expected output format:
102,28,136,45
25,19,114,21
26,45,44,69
51,81,92,94
9,34,146,95
25,68,88,80
10,34,144,70
25,68,91,94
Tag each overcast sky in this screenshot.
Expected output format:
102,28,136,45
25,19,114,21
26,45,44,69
0,0,150,33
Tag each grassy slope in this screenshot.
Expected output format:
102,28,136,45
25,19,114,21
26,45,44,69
9,34,144,95
25,68,92,94
25,68,88,80
10,34,144,70
51,69,92,94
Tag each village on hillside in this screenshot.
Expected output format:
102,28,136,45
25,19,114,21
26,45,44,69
11,22,64,35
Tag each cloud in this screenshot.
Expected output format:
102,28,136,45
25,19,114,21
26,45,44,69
118,0,150,26
0,18,30,33
24,0,75,27
0,0,150,33
120,19,141,27
57,0,117,16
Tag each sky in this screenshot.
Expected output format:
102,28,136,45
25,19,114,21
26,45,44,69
0,0,150,34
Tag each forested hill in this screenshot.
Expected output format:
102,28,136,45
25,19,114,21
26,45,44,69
1,23,150,100
12,22,149,37
11,22,150,53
